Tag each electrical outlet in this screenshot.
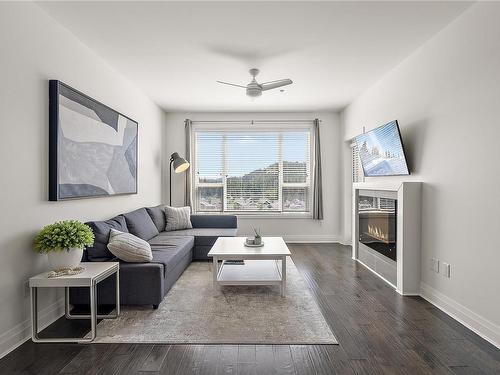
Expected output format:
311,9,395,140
23,280,30,297
441,263,451,278
430,258,439,273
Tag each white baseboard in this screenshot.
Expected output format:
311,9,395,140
283,235,341,243
420,282,500,349
0,298,65,359
339,238,352,246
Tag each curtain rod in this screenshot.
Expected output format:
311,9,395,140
188,119,320,124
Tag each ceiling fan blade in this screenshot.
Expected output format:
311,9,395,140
261,79,293,91
216,81,247,89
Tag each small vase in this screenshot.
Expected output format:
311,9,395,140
254,237,262,245
47,247,83,270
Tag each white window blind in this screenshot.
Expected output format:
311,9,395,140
194,129,311,214
352,142,365,183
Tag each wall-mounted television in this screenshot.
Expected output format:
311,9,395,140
354,120,410,177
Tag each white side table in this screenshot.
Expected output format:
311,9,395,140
29,262,119,343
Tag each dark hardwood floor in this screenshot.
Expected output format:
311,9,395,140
1,244,499,374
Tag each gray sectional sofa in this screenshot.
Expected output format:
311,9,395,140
69,206,237,309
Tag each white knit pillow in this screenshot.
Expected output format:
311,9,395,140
107,229,153,263
164,206,192,231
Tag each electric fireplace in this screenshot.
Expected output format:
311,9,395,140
353,182,422,295
358,195,397,261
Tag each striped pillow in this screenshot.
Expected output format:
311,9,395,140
164,206,192,231
107,229,153,263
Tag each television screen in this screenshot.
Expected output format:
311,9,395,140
355,120,409,177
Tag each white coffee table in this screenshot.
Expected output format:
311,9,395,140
29,262,119,343
208,237,291,297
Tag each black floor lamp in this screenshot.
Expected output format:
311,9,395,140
169,152,190,206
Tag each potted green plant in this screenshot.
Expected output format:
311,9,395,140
34,220,94,270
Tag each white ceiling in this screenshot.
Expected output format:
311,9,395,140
38,1,471,112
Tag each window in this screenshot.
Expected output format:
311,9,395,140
193,127,312,215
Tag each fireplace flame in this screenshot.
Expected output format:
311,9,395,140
368,224,387,241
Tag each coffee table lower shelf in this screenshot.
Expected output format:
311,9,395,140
212,258,287,296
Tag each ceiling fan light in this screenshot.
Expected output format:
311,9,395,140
246,87,262,97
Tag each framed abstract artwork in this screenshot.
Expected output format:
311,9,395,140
49,80,138,201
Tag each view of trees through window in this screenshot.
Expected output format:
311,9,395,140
194,129,311,213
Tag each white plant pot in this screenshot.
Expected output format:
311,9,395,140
47,247,83,270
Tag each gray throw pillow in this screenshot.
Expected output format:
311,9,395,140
107,229,153,263
85,215,129,261
165,206,192,231
146,205,167,232
122,208,159,241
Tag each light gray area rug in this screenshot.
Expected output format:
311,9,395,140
91,257,337,344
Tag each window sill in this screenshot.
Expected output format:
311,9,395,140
193,212,313,219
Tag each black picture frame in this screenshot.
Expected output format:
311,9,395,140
49,80,138,201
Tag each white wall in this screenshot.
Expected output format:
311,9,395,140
164,112,342,242
342,3,500,346
0,3,164,356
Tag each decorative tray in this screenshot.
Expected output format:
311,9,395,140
244,241,264,248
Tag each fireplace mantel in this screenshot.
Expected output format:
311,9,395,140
352,181,422,295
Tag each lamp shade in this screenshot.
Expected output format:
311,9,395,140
170,152,190,173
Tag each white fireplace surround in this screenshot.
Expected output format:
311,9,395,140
352,181,422,295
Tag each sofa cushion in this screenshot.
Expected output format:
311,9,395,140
146,205,166,233
190,214,238,229
193,245,213,260
123,208,159,241
107,229,153,263
86,215,128,261
148,235,194,276
156,228,237,246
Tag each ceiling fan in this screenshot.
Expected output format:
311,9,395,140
217,68,293,98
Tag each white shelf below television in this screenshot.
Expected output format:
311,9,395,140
352,181,422,295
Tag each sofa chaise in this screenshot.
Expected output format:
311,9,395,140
69,206,237,309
